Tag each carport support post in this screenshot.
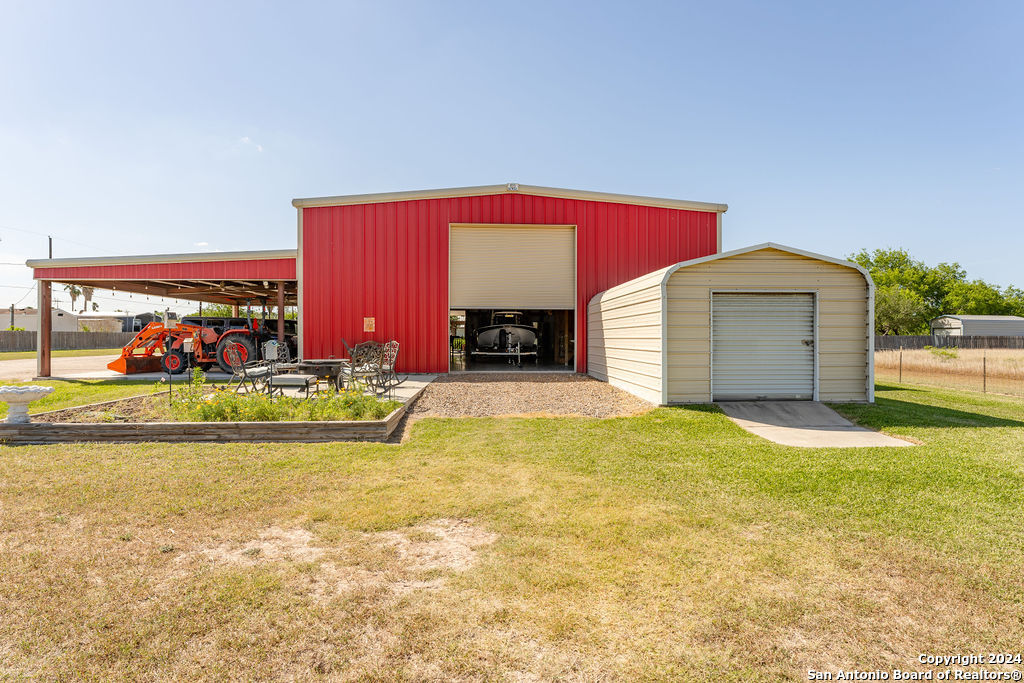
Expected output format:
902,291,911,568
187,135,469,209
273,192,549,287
37,281,52,378
231,304,239,317
276,281,285,344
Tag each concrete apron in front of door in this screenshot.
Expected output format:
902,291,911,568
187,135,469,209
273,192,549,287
717,401,915,448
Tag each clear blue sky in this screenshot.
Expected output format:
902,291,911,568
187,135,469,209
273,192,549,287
1,0,1021,314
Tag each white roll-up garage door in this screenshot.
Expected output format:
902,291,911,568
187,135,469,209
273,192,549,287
449,225,575,309
712,293,815,400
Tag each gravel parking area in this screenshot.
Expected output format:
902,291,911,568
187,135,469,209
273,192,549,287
406,372,653,419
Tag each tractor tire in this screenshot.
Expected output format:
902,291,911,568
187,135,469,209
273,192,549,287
216,335,257,373
161,348,188,375
198,362,215,372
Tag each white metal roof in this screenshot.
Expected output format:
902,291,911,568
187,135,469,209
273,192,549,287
591,242,873,303
931,314,1024,322
292,183,728,213
26,248,297,269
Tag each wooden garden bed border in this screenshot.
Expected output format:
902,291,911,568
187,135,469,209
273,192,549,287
0,386,425,445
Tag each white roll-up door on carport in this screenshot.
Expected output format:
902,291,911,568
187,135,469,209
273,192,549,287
711,292,815,400
449,225,575,309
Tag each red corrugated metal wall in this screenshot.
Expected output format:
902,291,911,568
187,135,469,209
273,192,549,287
301,193,718,373
33,258,296,281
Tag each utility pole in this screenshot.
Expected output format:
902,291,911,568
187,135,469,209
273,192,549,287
48,236,52,259
9,304,13,329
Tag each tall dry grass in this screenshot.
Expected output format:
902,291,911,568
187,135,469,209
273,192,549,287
875,348,1024,396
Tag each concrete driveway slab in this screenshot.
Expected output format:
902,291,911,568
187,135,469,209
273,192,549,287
0,354,232,382
0,355,133,382
717,401,915,448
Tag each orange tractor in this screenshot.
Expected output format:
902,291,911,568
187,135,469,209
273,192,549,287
108,316,297,375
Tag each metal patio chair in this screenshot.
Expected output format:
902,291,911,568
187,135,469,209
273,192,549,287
277,343,292,363
373,340,405,398
225,343,272,394
260,339,317,397
339,339,384,392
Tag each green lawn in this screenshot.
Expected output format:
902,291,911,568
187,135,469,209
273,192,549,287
1,382,1022,680
0,347,123,361
0,379,162,418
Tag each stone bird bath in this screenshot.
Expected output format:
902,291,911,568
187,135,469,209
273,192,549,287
1,385,55,424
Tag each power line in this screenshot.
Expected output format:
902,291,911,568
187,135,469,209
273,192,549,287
0,223,120,256
11,284,36,307
5,285,199,313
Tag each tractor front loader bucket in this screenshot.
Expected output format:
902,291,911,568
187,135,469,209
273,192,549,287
107,321,169,374
107,355,163,374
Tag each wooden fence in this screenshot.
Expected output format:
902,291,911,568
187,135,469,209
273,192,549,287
0,331,135,352
875,335,1024,351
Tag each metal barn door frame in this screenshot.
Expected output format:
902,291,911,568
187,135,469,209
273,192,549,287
446,223,579,373
709,289,819,402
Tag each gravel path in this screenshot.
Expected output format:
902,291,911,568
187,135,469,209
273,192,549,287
406,373,653,419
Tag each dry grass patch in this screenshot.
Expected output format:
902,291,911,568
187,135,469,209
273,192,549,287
185,518,498,599
198,526,325,564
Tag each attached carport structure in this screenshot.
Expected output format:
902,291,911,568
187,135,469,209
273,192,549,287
26,249,297,377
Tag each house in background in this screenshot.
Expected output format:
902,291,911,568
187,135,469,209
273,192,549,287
134,311,178,327
931,315,1024,337
9,306,79,332
76,313,129,333
74,311,178,333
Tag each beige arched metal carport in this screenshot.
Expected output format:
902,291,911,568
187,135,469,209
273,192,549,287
586,243,874,404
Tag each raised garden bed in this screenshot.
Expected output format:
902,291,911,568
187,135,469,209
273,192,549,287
0,388,423,444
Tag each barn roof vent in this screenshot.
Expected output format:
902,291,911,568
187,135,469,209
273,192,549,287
506,183,519,191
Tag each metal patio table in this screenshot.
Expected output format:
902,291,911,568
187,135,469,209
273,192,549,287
276,359,352,391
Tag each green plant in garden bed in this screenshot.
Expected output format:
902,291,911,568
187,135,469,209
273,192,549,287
169,368,400,422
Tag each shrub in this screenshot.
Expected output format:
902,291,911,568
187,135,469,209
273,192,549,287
169,371,400,422
923,345,958,360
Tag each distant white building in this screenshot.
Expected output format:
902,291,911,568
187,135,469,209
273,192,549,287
8,306,79,332
76,313,126,333
931,315,1024,337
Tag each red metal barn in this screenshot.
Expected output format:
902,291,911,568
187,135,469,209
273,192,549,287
26,184,726,378
295,184,726,373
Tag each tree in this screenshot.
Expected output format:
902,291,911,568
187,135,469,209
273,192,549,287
63,284,82,311
850,248,966,319
874,285,928,335
853,247,1022,333
185,303,298,320
81,286,94,313
944,280,1011,316
1004,286,1024,317
187,303,236,317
